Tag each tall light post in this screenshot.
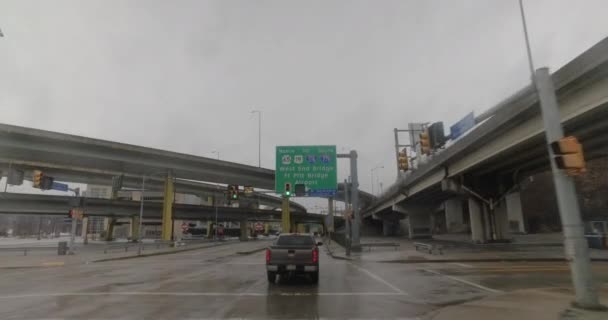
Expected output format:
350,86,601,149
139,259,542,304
517,0,599,308
251,110,262,168
211,150,220,240
371,165,384,195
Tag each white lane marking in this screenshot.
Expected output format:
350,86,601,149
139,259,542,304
350,264,408,295
450,262,473,268
0,291,406,299
423,269,503,294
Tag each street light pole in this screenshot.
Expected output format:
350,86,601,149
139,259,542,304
517,0,600,309
137,175,145,255
371,165,384,195
212,150,220,241
251,110,262,168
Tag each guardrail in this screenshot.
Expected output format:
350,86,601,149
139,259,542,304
360,242,400,252
414,242,443,255
103,241,176,254
0,246,57,256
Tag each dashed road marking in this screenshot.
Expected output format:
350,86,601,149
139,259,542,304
450,262,473,268
423,269,502,294
350,264,408,295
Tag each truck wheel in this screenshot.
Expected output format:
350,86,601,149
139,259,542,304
267,271,276,284
311,271,319,284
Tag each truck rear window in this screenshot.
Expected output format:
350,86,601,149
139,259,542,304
276,235,314,246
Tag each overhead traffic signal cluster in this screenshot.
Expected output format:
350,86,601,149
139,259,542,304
398,149,409,171
32,170,54,190
419,130,431,155
551,136,586,176
419,122,447,156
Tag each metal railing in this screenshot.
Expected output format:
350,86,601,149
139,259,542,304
0,246,57,256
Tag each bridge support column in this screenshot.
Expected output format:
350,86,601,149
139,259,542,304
264,223,269,235
207,221,213,238
161,172,174,241
297,223,306,233
406,207,432,239
130,216,141,242
483,205,493,240
468,198,485,243
445,199,466,233
173,219,183,242
81,217,89,245
382,219,399,236
103,217,116,241
240,219,248,241
494,201,510,240
506,192,526,234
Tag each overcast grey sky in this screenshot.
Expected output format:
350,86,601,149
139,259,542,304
1,0,607,206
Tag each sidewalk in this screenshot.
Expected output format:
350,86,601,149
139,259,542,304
0,239,271,269
423,287,608,320
325,236,608,262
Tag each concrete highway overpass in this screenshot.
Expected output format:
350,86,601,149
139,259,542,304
0,124,374,209
0,193,324,224
364,37,608,241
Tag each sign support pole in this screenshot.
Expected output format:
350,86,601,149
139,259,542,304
349,151,361,251
281,196,291,233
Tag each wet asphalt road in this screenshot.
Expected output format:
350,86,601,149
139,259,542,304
0,241,607,319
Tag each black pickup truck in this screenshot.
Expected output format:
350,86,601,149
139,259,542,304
265,234,322,284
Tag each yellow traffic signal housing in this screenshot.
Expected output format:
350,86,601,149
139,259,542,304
398,151,409,171
419,130,431,155
32,170,43,188
550,136,586,176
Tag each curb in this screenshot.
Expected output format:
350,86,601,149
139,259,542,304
325,243,352,261
90,242,228,263
377,258,608,264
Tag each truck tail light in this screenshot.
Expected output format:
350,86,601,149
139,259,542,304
312,248,319,263
265,248,271,263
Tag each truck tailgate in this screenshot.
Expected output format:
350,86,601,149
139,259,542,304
270,246,314,265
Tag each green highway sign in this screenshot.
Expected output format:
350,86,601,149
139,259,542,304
275,145,337,197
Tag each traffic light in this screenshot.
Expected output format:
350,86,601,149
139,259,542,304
428,122,446,148
398,149,409,171
419,130,431,155
550,136,586,176
33,170,43,188
284,183,292,197
227,185,239,200
40,176,54,190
